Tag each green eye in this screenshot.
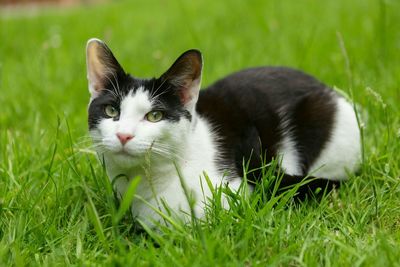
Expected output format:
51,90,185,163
146,111,164,122
104,105,119,118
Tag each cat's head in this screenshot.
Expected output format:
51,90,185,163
86,38,202,168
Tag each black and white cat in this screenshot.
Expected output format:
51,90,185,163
86,38,360,226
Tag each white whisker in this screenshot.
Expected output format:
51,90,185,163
150,79,169,100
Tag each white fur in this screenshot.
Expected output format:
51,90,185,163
90,87,241,227
308,97,361,180
277,110,302,175
278,134,302,175
277,96,360,179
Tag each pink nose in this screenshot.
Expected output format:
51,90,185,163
116,133,134,145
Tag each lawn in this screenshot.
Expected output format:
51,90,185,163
1,0,400,266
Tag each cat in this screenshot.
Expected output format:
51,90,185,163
85,38,361,227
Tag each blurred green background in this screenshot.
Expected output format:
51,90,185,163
1,0,398,137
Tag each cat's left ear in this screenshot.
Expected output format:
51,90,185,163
160,49,203,110
86,38,125,98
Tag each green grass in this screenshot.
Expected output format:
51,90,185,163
1,0,400,265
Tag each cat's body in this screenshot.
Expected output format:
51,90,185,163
198,67,360,181
86,39,361,227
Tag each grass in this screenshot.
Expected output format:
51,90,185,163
1,0,400,265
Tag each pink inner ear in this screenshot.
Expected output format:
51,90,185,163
178,87,192,105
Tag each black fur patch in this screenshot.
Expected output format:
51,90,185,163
197,67,337,182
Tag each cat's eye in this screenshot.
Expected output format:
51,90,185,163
145,111,164,122
104,105,119,118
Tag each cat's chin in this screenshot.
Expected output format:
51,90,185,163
107,150,142,168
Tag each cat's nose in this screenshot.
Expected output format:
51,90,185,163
116,133,134,145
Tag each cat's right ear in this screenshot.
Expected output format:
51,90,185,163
160,49,203,111
86,38,125,98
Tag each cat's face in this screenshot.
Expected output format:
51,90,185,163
86,39,202,168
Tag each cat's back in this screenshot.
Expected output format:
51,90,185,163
196,66,335,137
198,66,332,111
196,66,360,181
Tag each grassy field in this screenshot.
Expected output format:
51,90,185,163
1,0,400,266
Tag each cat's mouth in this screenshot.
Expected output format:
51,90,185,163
114,148,136,158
